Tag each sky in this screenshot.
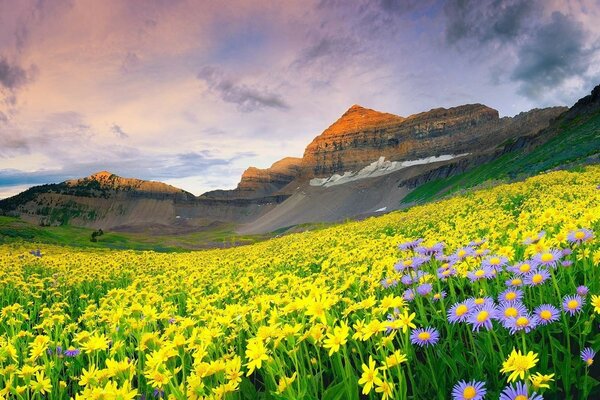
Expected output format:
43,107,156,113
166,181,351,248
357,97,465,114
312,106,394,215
1,0,600,198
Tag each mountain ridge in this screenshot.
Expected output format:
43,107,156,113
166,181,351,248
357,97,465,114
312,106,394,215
5,84,600,236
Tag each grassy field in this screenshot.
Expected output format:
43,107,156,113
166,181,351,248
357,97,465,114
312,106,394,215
0,216,273,252
0,166,599,399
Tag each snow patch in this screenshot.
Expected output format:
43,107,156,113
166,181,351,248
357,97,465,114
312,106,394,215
374,207,387,212
310,154,469,187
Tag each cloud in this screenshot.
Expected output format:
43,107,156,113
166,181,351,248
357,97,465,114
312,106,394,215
110,123,129,139
294,36,358,67
444,0,538,46
0,58,30,90
442,1,599,101
511,11,594,99
0,148,254,191
120,52,141,73
0,57,38,121
197,66,290,112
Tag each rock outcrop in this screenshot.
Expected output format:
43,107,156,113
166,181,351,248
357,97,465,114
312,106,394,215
301,104,566,177
64,171,194,199
203,157,302,199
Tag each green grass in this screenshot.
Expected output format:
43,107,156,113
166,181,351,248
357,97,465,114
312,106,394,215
0,216,271,251
402,111,600,204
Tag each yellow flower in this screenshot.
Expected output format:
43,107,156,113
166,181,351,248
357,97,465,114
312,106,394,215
81,333,109,354
529,372,554,389
79,365,99,387
375,379,395,400
276,372,297,394
396,310,416,333
358,356,382,395
225,356,242,386
361,319,384,341
501,349,539,383
245,339,269,376
591,294,600,314
323,321,349,356
144,369,172,389
18,364,40,380
383,350,408,369
30,371,51,395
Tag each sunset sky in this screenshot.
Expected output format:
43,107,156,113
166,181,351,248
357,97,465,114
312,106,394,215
1,0,599,198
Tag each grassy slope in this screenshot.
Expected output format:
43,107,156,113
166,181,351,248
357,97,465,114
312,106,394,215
0,216,271,251
402,111,600,204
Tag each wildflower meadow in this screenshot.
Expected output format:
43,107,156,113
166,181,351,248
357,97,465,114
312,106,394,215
1,166,599,399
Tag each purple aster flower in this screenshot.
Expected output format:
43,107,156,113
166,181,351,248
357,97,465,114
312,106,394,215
499,382,543,400
415,242,445,257
534,304,560,325
471,296,495,308
467,267,494,282
561,260,573,267
64,347,80,357
394,257,427,272
504,313,539,335
509,261,534,275
398,238,423,251
532,249,562,268
451,380,486,400
561,248,572,256
435,253,451,262
567,228,594,244
453,246,475,260
577,285,589,297
402,288,415,302
482,255,509,271
416,283,433,296
447,300,475,324
468,304,497,332
410,327,440,347
380,277,398,289
473,248,490,258
523,231,545,245
400,274,413,285
562,294,585,316
468,239,487,247
499,288,523,303
523,269,550,286
438,266,457,280
505,276,524,287
581,347,596,366
432,291,447,302
498,301,527,325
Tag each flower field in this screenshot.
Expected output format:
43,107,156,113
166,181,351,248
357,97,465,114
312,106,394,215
1,166,600,399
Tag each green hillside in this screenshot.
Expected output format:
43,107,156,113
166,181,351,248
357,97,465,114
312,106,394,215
402,110,600,204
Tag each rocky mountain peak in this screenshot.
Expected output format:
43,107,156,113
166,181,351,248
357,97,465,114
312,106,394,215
322,105,406,137
66,171,188,195
88,171,115,180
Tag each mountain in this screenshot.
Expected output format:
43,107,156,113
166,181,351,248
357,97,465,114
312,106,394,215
4,84,600,239
0,170,287,230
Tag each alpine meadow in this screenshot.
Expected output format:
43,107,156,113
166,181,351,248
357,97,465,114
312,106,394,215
1,1,600,399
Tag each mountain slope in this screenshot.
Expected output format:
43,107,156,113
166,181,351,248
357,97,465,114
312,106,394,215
402,87,600,204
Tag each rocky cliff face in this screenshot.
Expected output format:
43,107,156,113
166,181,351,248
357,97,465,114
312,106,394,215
301,104,566,177
203,157,303,199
